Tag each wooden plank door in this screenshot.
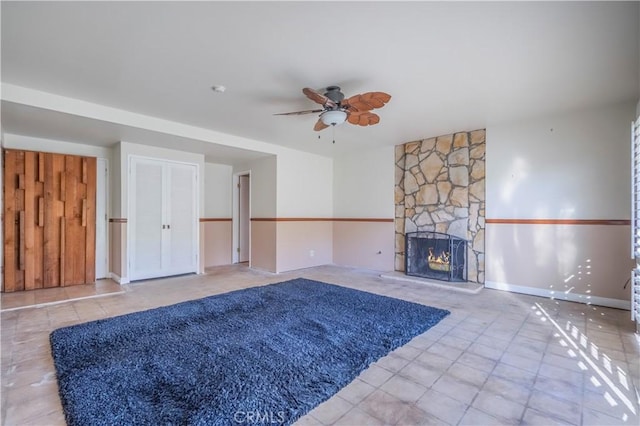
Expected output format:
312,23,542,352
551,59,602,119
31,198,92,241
60,155,96,286
3,149,96,292
43,152,64,287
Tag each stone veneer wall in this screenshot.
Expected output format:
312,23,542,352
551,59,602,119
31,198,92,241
395,129,486,283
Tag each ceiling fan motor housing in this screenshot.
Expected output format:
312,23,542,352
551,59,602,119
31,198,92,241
324,86,345,103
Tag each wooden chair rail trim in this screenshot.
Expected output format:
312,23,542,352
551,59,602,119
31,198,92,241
486,219,630,225
250,218,394,222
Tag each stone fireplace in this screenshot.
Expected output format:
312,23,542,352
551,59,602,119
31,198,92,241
395,129,485,284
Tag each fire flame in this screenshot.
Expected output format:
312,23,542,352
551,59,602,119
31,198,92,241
428,247,450,265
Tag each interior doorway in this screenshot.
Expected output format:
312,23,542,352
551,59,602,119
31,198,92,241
236,173,250,264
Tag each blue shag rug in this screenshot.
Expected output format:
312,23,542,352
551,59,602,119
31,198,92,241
50,278,449,425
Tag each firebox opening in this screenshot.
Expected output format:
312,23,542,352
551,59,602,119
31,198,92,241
405,231,467,282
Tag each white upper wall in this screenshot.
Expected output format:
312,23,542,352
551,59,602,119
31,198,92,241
333,146,395,218
118,141,205,217
204,163,232,218
276,150,333,217
111,143,121,217
3,133,112,158
234,155,277,218
232,150,332,219
487,100,636,219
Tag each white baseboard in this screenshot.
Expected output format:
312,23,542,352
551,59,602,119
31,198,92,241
485,280,630,310
109,272,130,285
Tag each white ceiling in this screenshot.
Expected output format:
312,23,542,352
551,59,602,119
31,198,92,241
2,1,639,164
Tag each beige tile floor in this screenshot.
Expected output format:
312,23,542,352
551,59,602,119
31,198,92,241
1,264,639,425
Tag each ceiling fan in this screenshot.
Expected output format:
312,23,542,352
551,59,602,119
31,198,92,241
275,86,391,131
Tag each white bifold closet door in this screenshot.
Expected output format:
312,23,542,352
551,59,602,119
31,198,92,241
130,157,198,281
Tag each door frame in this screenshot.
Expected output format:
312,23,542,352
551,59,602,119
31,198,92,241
232,170,251,265
95,157,109,279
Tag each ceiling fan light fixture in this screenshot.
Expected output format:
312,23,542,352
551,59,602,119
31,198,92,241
320,110,347,126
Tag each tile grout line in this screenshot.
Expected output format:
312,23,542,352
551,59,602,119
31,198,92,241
458,308,529,425
1,291,127,313
517,309,552,425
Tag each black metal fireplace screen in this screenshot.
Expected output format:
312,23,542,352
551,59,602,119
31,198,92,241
405,231,467,282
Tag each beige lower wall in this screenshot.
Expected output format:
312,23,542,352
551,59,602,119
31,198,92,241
333,221,394,271
251,221,277,272
248,219,392,273
276,221,333,273
202,221,232,268
486,223,633,307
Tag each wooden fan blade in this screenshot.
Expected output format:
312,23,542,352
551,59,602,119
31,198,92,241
347,111,362,125
274,109,324,116
314,119,329,131
343,92,391,112
347,111,380,126
302,87,337,108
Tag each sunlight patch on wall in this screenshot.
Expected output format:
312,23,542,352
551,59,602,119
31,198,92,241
500,157,529,205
